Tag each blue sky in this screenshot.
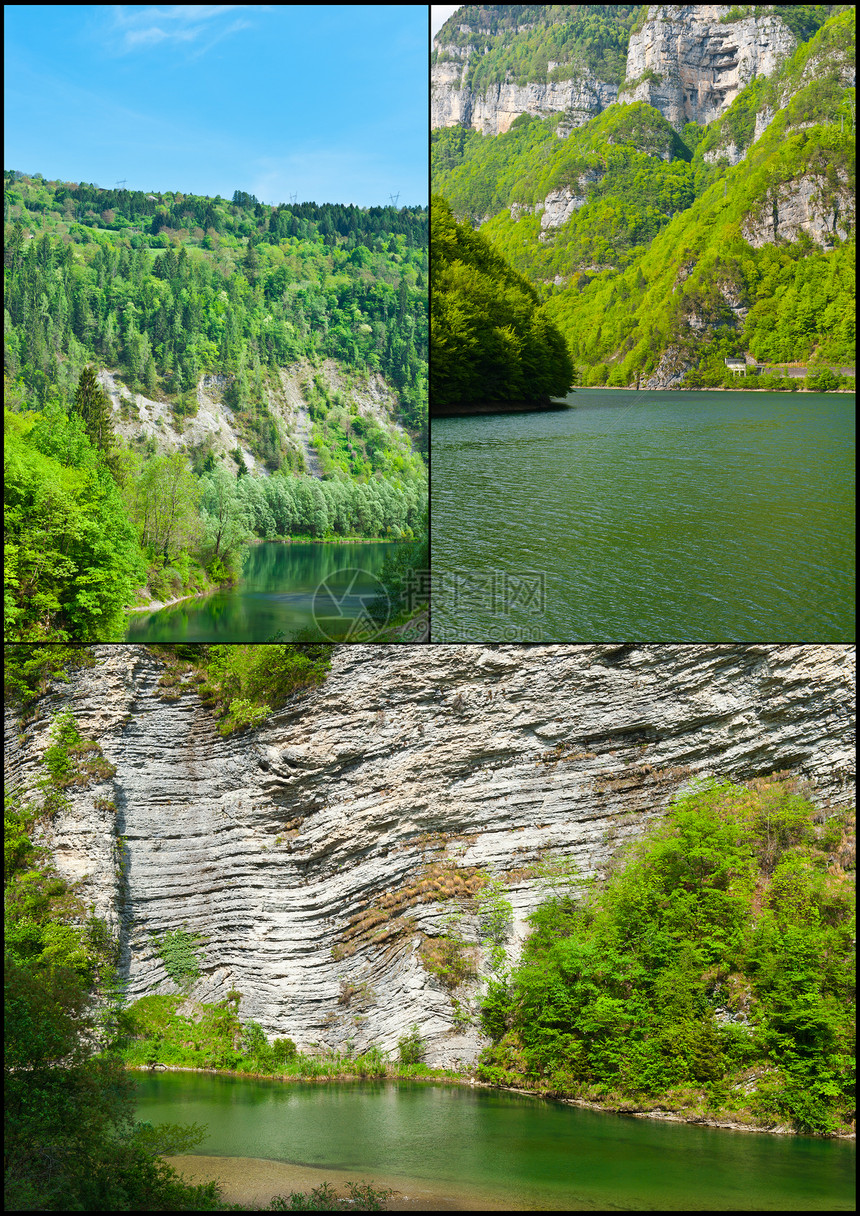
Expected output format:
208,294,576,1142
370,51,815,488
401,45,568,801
4,4,428,206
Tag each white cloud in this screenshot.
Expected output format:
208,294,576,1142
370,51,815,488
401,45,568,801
106,5,269,56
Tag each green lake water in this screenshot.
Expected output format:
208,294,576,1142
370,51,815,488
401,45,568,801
124,541,403,642
135,1074,855,1210
431,389,855,642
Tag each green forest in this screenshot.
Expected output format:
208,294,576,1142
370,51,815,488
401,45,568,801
432,6,855,391
430,196,573,410
4,176,428,642
479,776,855,1136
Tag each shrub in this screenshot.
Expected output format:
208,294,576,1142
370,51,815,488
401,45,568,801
397,1023,425,1066
151,927,206,993
271,1037,297,1065
267,1180,394,1211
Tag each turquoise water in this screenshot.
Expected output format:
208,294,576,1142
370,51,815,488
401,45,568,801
125,541,403,642
135,1073,855,1210
431,390,855,642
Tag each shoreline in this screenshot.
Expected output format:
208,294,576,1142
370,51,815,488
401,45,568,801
128,1065,854,1140
246,535,405,545
126,586,222,615
163,1153,513,1211
561,385,854,394
432,398,570,416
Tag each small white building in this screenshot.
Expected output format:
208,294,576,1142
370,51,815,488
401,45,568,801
724,358,747,374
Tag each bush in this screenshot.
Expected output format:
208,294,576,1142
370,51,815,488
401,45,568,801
397,1023,425,1066
272,1037,298,1065
267,1181,394,1211
151,927,206,992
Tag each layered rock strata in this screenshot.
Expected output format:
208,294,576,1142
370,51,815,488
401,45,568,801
5,644,854,1067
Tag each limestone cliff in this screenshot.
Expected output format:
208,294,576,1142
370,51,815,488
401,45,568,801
621,5,795,129
432,68,619,137
5,645,854,1068
432,5,796,135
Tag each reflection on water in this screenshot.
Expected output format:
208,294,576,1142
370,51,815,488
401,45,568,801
431,389,855,642
125,541,403,642
136,1074,856,1212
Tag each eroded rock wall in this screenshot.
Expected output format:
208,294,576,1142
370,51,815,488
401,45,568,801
431,6,796,136
623,5,796,129
5,644,854,1066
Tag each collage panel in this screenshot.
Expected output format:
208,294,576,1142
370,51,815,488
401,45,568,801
5,5,428,648
428,3,855,645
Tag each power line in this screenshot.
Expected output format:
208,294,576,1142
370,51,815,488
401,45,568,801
389,191,400,207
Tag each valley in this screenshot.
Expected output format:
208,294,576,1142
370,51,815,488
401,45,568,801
4,178,428,642
431,4,855,396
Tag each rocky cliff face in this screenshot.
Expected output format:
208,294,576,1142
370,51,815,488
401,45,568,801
97,358,411,480
741,174,855,249
5,645,854,1067
622,5,795,129
433,71,620,137
431,43,618,136
432,5,796,135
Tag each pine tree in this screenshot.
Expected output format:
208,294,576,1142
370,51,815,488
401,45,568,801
73,365,116,459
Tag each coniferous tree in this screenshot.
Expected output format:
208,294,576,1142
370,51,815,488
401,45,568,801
72,365,116,461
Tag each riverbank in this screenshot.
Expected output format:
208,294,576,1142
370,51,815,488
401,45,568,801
163,1154,513,1211
432,398,571,416
126,586,220,614
576,385,854,393
127,1066,855,1140
246,535,406,545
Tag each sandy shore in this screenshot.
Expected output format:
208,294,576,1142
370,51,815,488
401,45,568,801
165,1154,513,1211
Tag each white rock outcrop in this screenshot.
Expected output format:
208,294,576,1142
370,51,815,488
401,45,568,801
432,65,619,136
623,5,796,129
5,644,854,1067
539,171,604,229
741,174,855,248
432,6,796,136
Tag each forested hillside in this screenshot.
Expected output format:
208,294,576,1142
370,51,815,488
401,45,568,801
3,176,428,641
432,6,855,390
431,197,573,410
432,4,643,89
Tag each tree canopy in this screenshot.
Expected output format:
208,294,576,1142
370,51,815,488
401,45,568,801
430,196,574,410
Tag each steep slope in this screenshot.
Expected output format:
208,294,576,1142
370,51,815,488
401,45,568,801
5,644,854,1068
431,5,819,136
430,196,574,411
433,7,855,389
95,359,421,483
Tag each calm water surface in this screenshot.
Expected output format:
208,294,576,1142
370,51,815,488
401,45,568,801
125,541,403,642
431,390,855,642
135,1074,855,1210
